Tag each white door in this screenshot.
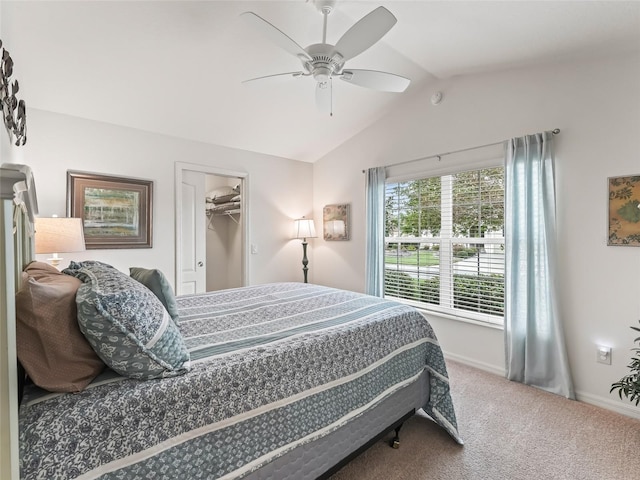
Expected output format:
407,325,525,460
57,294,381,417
180,170,206,294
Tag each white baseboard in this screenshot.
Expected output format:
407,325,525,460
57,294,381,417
443,351,505,377
444,351,640,420
576,390,640,420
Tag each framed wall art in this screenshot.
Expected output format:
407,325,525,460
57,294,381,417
608,174,640,246
323,204,350,241
67,171,153,249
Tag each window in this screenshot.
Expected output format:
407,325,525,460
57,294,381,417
384,167,505,324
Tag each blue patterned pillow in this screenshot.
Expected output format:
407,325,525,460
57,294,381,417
63,261,190,380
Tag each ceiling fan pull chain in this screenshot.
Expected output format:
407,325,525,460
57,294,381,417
330,78,333,117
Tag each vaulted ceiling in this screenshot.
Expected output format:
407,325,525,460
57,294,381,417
3,1,639,162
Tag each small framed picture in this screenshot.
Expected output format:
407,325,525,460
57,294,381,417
323,204,350,241
608,174,640,246
67,171,153,249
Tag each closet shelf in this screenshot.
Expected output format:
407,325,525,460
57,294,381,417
206,208,241,229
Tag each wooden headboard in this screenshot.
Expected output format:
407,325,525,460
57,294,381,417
1,163,38,480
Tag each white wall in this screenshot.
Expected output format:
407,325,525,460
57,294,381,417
7,108,314,287
312,53,640,418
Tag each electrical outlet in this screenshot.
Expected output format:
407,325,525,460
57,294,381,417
596,345,612,365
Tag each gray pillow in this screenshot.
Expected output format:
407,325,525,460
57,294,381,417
129,267,180,325
64,261,190,380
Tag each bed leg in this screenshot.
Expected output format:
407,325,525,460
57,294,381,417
390,423,403,449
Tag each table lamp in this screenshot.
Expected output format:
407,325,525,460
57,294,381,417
34,217,86,268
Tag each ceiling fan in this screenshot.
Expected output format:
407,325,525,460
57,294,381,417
241,0,411,115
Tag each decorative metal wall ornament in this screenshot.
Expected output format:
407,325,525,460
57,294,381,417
0,39,27,146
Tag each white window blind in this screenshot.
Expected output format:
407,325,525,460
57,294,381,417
384,167,505,324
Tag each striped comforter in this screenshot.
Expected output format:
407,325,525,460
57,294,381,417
19,283,461,479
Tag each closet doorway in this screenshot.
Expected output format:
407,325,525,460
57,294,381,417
175,162,248,295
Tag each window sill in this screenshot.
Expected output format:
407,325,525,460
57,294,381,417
385,296,504,331
418,308,504,331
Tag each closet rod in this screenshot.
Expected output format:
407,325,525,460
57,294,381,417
362,129,560,173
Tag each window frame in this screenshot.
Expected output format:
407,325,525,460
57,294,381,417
384,162,505,327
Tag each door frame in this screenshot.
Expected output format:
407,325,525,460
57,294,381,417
175,162,249,294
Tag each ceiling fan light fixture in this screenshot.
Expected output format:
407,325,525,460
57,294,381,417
313,66,332,84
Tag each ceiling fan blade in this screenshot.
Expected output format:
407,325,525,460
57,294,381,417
340,69,410,93
242,72,306,84
334,7,397,62
241,12,312,61
315,81,332,116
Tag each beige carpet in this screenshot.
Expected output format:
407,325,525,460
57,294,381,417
329,361,640,480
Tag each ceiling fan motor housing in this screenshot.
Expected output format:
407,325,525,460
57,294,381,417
304,43,345,84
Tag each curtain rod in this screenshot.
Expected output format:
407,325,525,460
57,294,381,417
362,129,560,173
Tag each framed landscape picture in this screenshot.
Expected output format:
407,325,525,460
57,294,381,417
323,204,350,241
67,171,153,249
608,174,640,246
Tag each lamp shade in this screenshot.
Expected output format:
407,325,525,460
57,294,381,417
293,217,317,240
35,217,86,254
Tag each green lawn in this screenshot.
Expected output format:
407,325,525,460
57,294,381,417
384,250,440,266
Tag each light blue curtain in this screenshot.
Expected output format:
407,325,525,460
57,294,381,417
504,132,575,399
365,167,386,296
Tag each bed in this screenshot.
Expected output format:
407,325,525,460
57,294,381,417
2,164,462,480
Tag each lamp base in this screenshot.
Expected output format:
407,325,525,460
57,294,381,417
46,253,63,268
301,240,309,283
